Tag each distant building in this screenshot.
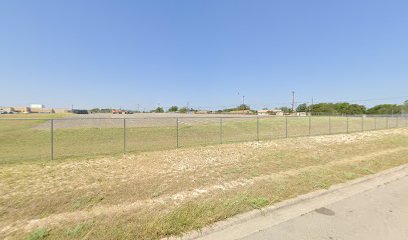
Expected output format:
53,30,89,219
112,109,131,114
30,108,55,114
257,110,272,115
296,112,307,116
54,108,70,114
1,105,71,114
30,104,45,109
0,107,14,113
228,110,253,115
13,107,30,113
275,112,284,116
256,109,284,116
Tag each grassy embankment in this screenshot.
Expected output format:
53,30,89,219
0,127,407,239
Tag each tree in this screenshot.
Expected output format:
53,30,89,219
154,107,164,113
342,104,366,115
333,102,350,114
179,107,188,113
308,102,366,115
168,106,178,112
280,107,293,113
89,108,101,113
367,104,401,115
296,103,308,112
309,103,335,114
403,100,408,113
238,104,250,110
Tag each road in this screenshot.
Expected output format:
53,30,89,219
243,174,408,240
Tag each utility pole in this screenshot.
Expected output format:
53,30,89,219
238,92,246,105
291,91,295,112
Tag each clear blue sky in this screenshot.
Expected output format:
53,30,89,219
1,0,407,110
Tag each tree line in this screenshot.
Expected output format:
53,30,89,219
157,104,254,113
294,100,408,115
153,106,194,113
88,100,408,115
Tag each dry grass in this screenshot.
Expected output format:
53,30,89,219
0,128,408,239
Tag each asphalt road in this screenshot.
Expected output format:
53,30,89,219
242,175,408,240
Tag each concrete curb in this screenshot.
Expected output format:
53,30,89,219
172,163,408,240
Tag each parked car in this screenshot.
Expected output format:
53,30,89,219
0,110,8,114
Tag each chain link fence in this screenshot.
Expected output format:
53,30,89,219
1,114,407,162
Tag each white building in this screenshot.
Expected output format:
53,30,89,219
257,110,271,115
30,104,45,109
257,109,284,116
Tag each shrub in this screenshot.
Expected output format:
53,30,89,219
154,107,164,113
168,106,178,112
179,107,188,113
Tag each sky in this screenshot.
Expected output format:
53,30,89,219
1,0,407,110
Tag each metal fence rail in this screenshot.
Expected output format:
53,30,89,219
0,114,407,162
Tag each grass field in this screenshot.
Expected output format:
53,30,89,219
1,128,407,239
0,114,406,163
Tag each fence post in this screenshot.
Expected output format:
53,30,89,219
51,119,54,160
220,118,223,144
285,116,288,138
309,116,311,136
256,117,259,141
176,118,179,148
346,116,349,133
123,118,126,154
329,116,331,135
